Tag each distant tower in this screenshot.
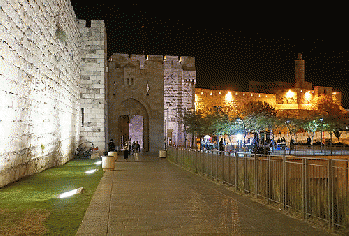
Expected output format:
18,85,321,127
295,53,305,88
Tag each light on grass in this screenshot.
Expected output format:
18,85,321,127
58,187,84,198
85,169,98,174
94,160,102,165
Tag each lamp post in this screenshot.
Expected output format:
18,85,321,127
236,118,246,151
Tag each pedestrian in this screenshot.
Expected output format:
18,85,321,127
108,139,115,152
307,136,311,145
219,138,225,155
136,141,140,153
124,143,129,160
290,138,294,150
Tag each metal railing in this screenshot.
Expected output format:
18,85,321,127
167,147,349,231
272,144,349,156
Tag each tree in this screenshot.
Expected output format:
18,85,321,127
178,108,217,148
316,97,348,145
242,101,277,148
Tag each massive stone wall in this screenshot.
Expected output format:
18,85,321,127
0,0,82,187
77,20,107,154
195,88,277,114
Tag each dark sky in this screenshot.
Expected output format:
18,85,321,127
71,2,349,108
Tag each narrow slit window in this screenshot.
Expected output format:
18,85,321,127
81,108,84,126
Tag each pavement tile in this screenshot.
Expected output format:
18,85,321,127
77,153,331,235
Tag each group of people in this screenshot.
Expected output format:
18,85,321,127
107,139,141,160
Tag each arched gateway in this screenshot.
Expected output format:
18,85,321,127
118,99,149,152
107,53,196,153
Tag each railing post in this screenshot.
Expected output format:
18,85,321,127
235,151,239,191
254,154,258,198
267,154,271,204
244,154,247,192
283,155,287,210
228,152,231,185
216,151,219,180
211,150,213,178
328,159,334,229
195,149,197,172
302,158,308,219
222,152,225,182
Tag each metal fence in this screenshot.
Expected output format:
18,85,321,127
273,144,349,156
167,147,349,231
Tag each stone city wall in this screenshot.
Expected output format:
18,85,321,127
195,88,277,113
78,19,107,155
0,0,81,187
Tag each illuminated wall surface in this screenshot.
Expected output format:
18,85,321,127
78,19,107,152
0,1,106,187
164,55,196,147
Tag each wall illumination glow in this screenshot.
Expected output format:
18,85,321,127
286,90,295,98
305,91,312,101
225,91,232,102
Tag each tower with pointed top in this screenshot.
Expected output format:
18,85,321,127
295,53,305,88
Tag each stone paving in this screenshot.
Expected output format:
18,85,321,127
76,153,331,235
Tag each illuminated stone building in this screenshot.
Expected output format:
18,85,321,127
196,53,344,118
107,53,196,152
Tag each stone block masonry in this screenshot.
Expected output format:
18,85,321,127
78,19,107,154
0,0,107,188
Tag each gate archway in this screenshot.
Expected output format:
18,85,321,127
118,99,149,152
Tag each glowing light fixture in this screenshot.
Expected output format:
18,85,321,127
258,94,261,97
236,133,243,141
219,91,221,94
251,94,253,96
58,187,83,198
85,169,98,174
95,160,102,165
201,92,203,95
305,91,312,101
225,91,232,102
210,92,212,95
286,90,295,98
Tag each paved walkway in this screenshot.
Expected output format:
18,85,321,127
76,153,331,235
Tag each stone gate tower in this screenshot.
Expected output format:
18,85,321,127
107,53,196,153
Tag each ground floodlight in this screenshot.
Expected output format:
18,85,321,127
94,160,102,165
58,187,84,198
85,169,98,174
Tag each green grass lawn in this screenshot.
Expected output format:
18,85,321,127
0,158,104,236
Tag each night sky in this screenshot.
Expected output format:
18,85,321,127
70,2,349,108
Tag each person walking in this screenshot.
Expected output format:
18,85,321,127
124,143,129,160
135,141,140,153
108,139,115,152
219,138,225,155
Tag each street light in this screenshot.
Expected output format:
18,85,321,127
236,118,245,150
